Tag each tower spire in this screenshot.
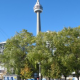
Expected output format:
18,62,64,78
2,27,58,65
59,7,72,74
37,0,39,2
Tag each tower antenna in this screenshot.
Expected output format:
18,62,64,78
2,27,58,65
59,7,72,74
37,0,39,2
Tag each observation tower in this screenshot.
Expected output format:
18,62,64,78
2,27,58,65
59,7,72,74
34,0,43,35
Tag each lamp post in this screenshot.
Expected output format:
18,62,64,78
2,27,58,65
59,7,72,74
38,62,41,80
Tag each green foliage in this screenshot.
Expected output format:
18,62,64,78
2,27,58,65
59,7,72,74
1,26,80,79
20,63,33,79
1,29,34,75
27,32,56,77
50,62,61,78
53,26,80,78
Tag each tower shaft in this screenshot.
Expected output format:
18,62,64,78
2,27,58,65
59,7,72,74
37,12,41,35
34,0,43,35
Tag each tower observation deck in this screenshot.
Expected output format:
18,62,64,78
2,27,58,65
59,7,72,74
34,0,43,35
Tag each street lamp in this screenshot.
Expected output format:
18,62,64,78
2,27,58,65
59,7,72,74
38,62,41,80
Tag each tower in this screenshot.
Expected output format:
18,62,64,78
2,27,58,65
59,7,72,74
34,0,43,35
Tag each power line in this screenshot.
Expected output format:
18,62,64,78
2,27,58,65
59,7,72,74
0,27,9,42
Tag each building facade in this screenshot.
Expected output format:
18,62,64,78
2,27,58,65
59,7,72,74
0,42,6,80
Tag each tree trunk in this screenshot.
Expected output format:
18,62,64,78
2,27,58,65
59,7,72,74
64,76,67,80
76,71,79,80
77,76,79,80
48,77,50,80
21,78,24,80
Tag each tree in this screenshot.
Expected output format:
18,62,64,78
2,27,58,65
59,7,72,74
50,59,61,79
20,63,33,79
53,26,80,80
1,26,80,80
27,32,57,78
1,29,34,75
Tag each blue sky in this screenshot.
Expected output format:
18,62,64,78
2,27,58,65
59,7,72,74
0,0,80,42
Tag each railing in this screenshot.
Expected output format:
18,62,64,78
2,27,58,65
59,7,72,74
34,5,43,10
0,70,4,73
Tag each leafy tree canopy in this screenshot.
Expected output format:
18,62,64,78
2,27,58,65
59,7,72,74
1,29,34,75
